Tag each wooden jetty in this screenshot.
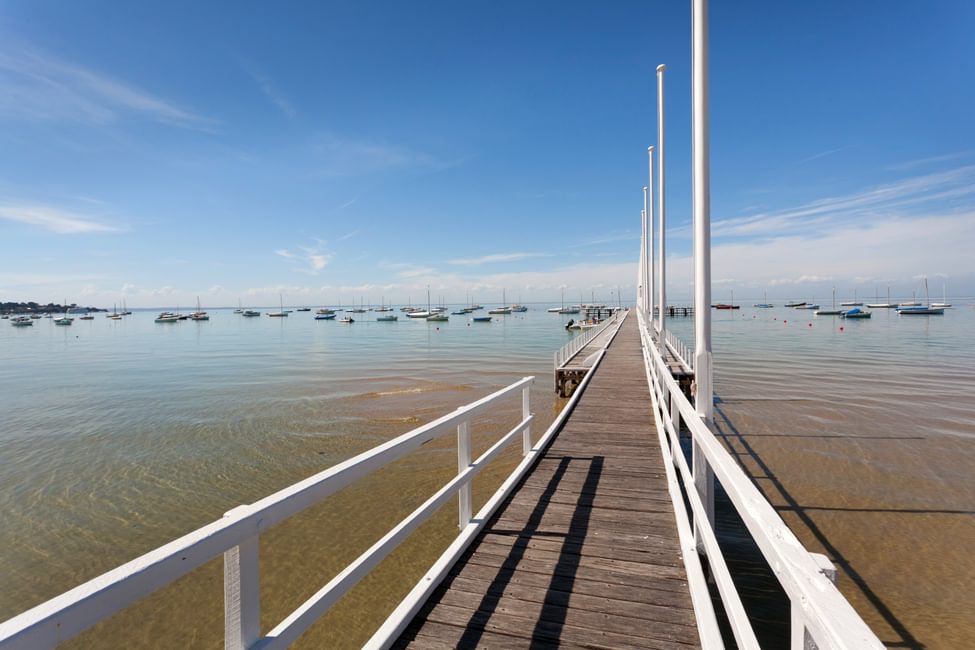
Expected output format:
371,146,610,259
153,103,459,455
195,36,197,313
553,313,622,397
395,313,701,648
653,305,694,317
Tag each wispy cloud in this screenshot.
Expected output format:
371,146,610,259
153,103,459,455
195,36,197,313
886,151,972,171
795,146,849,165
0,44,213,129
339,197,359,210
243,65,295,118
274,241,332,275
308,134,457,177
714,165,975,239
447,252,548,266
570,231,638,248
0,202,121,234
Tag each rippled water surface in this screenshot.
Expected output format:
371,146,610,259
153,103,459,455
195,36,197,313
668,303,975,649
2,304,973,648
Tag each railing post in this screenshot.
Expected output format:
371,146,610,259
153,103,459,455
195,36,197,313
522,384,532,455
670,390,680,438
457,420,472,528
792,554,839,649
224,524,260,650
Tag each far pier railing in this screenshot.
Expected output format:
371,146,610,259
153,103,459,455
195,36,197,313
663,328,694,372
0,376,543,650
637,310,884,650
553,308,623,370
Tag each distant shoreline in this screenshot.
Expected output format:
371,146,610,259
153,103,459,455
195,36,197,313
0,302,106,315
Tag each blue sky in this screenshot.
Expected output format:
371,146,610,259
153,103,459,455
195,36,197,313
1,0,973,307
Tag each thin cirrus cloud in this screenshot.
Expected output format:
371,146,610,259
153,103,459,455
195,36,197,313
0,202,121,234
0,44,212,130
714,164,975,239
241,63,295,119
274,244,331,275
307,133,459,177
447,252,549,266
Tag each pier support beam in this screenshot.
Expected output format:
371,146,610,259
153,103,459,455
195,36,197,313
691,0,715,555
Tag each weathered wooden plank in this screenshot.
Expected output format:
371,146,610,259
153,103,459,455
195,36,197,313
443,561,694,606
474,533,685,567
395,316,700,649
414,601,698,650
433,579,700,636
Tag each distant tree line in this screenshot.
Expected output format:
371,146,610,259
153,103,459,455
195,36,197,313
1,301,104,314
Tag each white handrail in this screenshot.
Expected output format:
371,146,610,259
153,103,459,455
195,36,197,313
636,310,883,649
553,309,623,369
663,328,694,372
0,377,535,650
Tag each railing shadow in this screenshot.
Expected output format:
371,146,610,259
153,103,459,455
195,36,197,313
710,402,925,650
420,453,602,647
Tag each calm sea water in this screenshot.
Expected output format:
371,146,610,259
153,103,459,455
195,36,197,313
1,303,973,648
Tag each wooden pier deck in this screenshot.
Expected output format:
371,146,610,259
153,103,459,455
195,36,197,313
394,315,700,648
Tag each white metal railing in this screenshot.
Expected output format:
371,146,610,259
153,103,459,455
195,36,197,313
663,328,694,372
553,308,624,369
636,310,884,650
0,377,540,650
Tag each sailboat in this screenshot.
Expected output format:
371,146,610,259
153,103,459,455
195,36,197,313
234,299,243,314
54,299,73,325
558,287,580,314
816,287,843,315
897,278,944,315
376,297,398,321
867,287,897,309
426,287,448,321
714,289,740,310
753,289,773,308
510,294,528,312
840,288,862,307
488,290,511,315
932,282,952,308
190,296,209,321
406,291,431,318
268,294,288,317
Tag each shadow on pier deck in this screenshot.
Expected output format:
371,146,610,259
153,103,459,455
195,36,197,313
394,315,701,648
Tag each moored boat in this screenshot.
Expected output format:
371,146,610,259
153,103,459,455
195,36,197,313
841,307,872,319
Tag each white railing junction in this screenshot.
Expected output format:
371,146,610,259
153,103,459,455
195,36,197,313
553,308,623,369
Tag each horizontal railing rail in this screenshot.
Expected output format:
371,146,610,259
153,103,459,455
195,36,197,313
637,310,883,650
0,377,536,650
553,308,624,369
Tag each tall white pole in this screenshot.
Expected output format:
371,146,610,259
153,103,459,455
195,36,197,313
642,188,649,316
640,205,647,312
656,65,667,335
647,145,655,325
692,0,715,555
692,0,712,423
